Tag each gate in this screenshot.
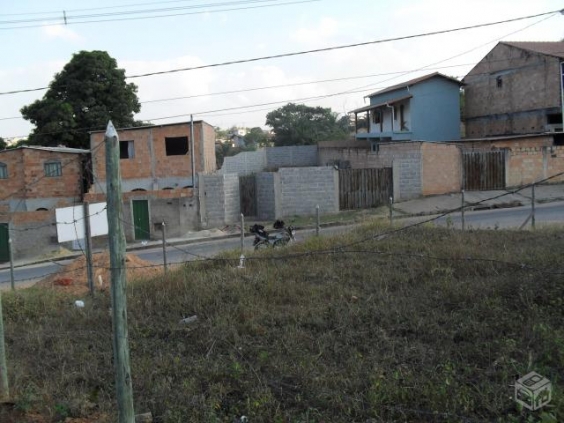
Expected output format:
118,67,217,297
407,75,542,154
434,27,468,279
239,174,257,217
339,168,393,210
132,199,150,240
462,150,506,191
0,223,9,263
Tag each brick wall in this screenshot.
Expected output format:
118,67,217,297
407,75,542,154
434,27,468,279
421,143,461,195
506,146,564,186
90,121,214,193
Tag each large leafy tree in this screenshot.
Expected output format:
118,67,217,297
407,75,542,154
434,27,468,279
21,50,141,149
0,137,6,150
265,103,349,146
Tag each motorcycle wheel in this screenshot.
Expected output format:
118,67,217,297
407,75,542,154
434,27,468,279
254,241,269,250
273,238,289,248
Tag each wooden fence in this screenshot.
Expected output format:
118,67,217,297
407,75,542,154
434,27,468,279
462,150,506,191
339,168,393,210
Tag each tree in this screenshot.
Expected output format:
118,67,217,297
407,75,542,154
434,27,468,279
244,127,270,148
21,51,141,149
0,138,6,150
265,103,349,146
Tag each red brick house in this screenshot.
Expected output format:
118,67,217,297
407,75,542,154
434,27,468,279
0,146,89,260
86,121,216,241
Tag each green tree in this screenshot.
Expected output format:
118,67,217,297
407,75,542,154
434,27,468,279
0,137,6,150
265,103,349,146
21,50,141,149
244,127,270,148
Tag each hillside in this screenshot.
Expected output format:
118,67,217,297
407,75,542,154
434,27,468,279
1,223,563,422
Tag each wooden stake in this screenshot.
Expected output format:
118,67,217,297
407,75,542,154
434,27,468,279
105,121,135,423
0,287,9,401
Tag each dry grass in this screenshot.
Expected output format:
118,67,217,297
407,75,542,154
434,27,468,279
1,224,563,422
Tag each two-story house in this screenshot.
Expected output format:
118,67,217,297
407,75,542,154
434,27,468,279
0,146,89,260
463,41,564,137
87,121,216,241
350,72,463,148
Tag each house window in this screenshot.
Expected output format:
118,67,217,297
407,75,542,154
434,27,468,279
120,140,135,159
372,110,381,124
44,161,62,177
0,163,7,179
496,76,503,88
165,136,189,156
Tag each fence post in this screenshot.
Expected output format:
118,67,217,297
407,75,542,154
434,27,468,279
531,184,536,229
461,190,465,231
8,223,14,291
84,201,95,295
389,196,394,226
161,222,168,274
316,205,320,236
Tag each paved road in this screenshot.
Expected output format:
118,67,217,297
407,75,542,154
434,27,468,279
1,203,562,288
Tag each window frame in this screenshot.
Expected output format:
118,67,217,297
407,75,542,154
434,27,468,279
44,161,62,177
120,140,135,159
0,162,7,179
165,136,189,156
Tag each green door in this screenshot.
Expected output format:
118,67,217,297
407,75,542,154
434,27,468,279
0,224,10,263
132,200,150,240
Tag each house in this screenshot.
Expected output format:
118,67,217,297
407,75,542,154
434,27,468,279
350,72,463,147
86,121,216,241
463,41,564,138
0,146,89,260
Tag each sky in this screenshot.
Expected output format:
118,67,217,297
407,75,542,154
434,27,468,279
1,0,563,141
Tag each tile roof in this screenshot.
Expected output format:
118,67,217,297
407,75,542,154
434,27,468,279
501,41,564,59
349,95,413,114
365,72,463,98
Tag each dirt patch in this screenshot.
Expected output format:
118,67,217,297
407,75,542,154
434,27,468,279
36,251,163,295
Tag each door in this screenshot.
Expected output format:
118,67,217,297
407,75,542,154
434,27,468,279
0,223,10,263
132,200,150,240
239,175,257,217
462,150,506,191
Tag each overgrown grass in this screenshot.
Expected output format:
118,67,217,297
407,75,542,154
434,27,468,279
2,224,564,422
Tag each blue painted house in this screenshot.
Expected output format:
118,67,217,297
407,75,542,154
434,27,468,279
350,72,463,144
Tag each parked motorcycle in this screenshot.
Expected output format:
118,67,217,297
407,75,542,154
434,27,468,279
250,220,295,250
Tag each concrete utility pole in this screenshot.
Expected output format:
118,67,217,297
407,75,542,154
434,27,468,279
105,121,135,423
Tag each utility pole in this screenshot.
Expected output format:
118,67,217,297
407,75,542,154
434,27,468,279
105,121,135,423
83,201,95,295
161,222,168,274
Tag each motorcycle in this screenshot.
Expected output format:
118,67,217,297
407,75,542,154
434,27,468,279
250,220,295,250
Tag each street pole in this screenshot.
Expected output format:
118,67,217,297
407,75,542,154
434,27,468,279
190,115,196,189
8,224,14,291
389,196,394,226
316,205,320,236
531,183,536,229
240,214,244,255
461,190,465,231
105,121,135,423
0,287,9,401
83,201,95,295
161,222,168,274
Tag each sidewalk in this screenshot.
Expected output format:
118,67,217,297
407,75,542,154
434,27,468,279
3,183,563,271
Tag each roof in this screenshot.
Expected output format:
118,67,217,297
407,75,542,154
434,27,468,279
89,120,205,134
365,72,463,98
0,146,89,154
350,95,413,114
501,41,564,59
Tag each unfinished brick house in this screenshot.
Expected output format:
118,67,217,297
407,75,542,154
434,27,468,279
86,121,216,241
0,146,89,260
463,41,564,137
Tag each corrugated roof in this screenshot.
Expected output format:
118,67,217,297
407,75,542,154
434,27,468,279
365,72,463,98
349,95,413,114
0,146,89,154
501,41,564,59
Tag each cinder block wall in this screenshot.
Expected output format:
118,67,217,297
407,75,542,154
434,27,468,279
507,145,564,186
256,172,279,220
279,167,339,217
421,143,461,195
393,158,422,201
199,174,240,227
220,150,267,176
266,145,318,169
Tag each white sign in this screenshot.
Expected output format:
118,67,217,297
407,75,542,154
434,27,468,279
55,202,108,243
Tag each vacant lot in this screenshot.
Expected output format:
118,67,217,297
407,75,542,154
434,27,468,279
1,223,563,422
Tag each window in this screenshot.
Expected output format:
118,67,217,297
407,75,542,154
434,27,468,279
496,76,503,88
372,110,381,124
120,140,135,159
0,163,7,179
165,136,189,156
44,161,62,177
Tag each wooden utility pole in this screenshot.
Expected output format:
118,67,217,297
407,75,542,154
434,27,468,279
0,287,9,401
105,121,135,422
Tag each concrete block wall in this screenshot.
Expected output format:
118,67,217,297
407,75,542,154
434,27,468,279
279,167,339,217
256,172,280,220
393,158,422,201
220,150,267,175
421,143,461,195
265,145,318,169
199,173,241,227
507,145,564,186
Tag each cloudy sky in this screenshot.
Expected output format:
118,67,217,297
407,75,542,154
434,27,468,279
1,0,563,140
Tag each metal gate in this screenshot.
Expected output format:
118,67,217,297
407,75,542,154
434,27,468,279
339,168,393,210
239,174,257,217
462,150,506,191
132,199,150,240
0,223,9,263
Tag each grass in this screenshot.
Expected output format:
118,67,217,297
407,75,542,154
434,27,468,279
1,223,564,422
